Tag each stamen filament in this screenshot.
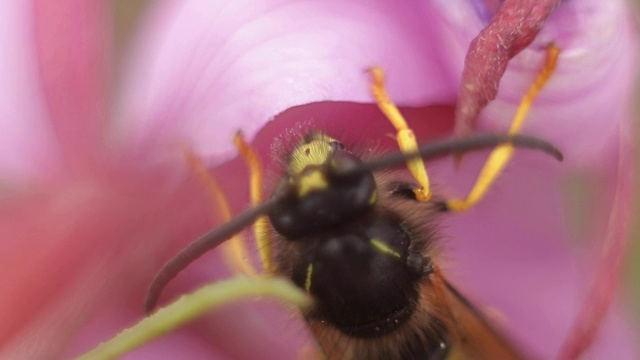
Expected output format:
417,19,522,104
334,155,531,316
369,67,432,202
78,276,311,360
447,44,560,211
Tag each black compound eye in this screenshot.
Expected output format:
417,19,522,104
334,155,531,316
268,149,377,239
388,181,419,201
329,140,345,151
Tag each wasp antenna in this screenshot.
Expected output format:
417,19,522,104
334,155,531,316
145,197,280,314
417,134,563,161
352,134,562,174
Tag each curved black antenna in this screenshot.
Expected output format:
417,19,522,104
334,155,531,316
350,133,562,175
145,197,280,313
145,133,561,313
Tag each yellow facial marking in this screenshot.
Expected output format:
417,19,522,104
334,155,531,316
370,239,401,258
289,133,338,174
305,264,313,292
297,170,329,197
368,189,378,205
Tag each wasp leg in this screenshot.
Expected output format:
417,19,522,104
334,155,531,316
183,146,258,275
369,67,432,202
233,132,274,273
296,341,326,360
446,44,560,212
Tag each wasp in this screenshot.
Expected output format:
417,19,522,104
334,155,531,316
79,47,561,359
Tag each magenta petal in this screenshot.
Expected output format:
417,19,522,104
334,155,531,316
113,0,465,160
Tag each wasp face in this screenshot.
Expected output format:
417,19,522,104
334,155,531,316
268,141,377,238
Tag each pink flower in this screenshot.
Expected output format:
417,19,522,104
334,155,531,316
0,0,636,359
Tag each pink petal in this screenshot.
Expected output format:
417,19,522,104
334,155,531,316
34,0,631,358
0,167,214,358
112,0,462,161
0,1,59,181
437,146,636,359
557,114,634,359
33,0,111,171
0,0,115,183
432,2,639,354
116,0,638,169
465,0,636,166
454,0,562,134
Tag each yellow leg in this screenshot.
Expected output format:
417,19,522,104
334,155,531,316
446,44,560,211
183,148,257,275
233,133,274,273
369,67,432,202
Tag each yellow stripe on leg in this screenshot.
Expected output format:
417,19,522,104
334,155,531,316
509,44,560,134
447,44,560,212
304,264,313,292
234,132,274,273
369,67,432,202
183,148,257,275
